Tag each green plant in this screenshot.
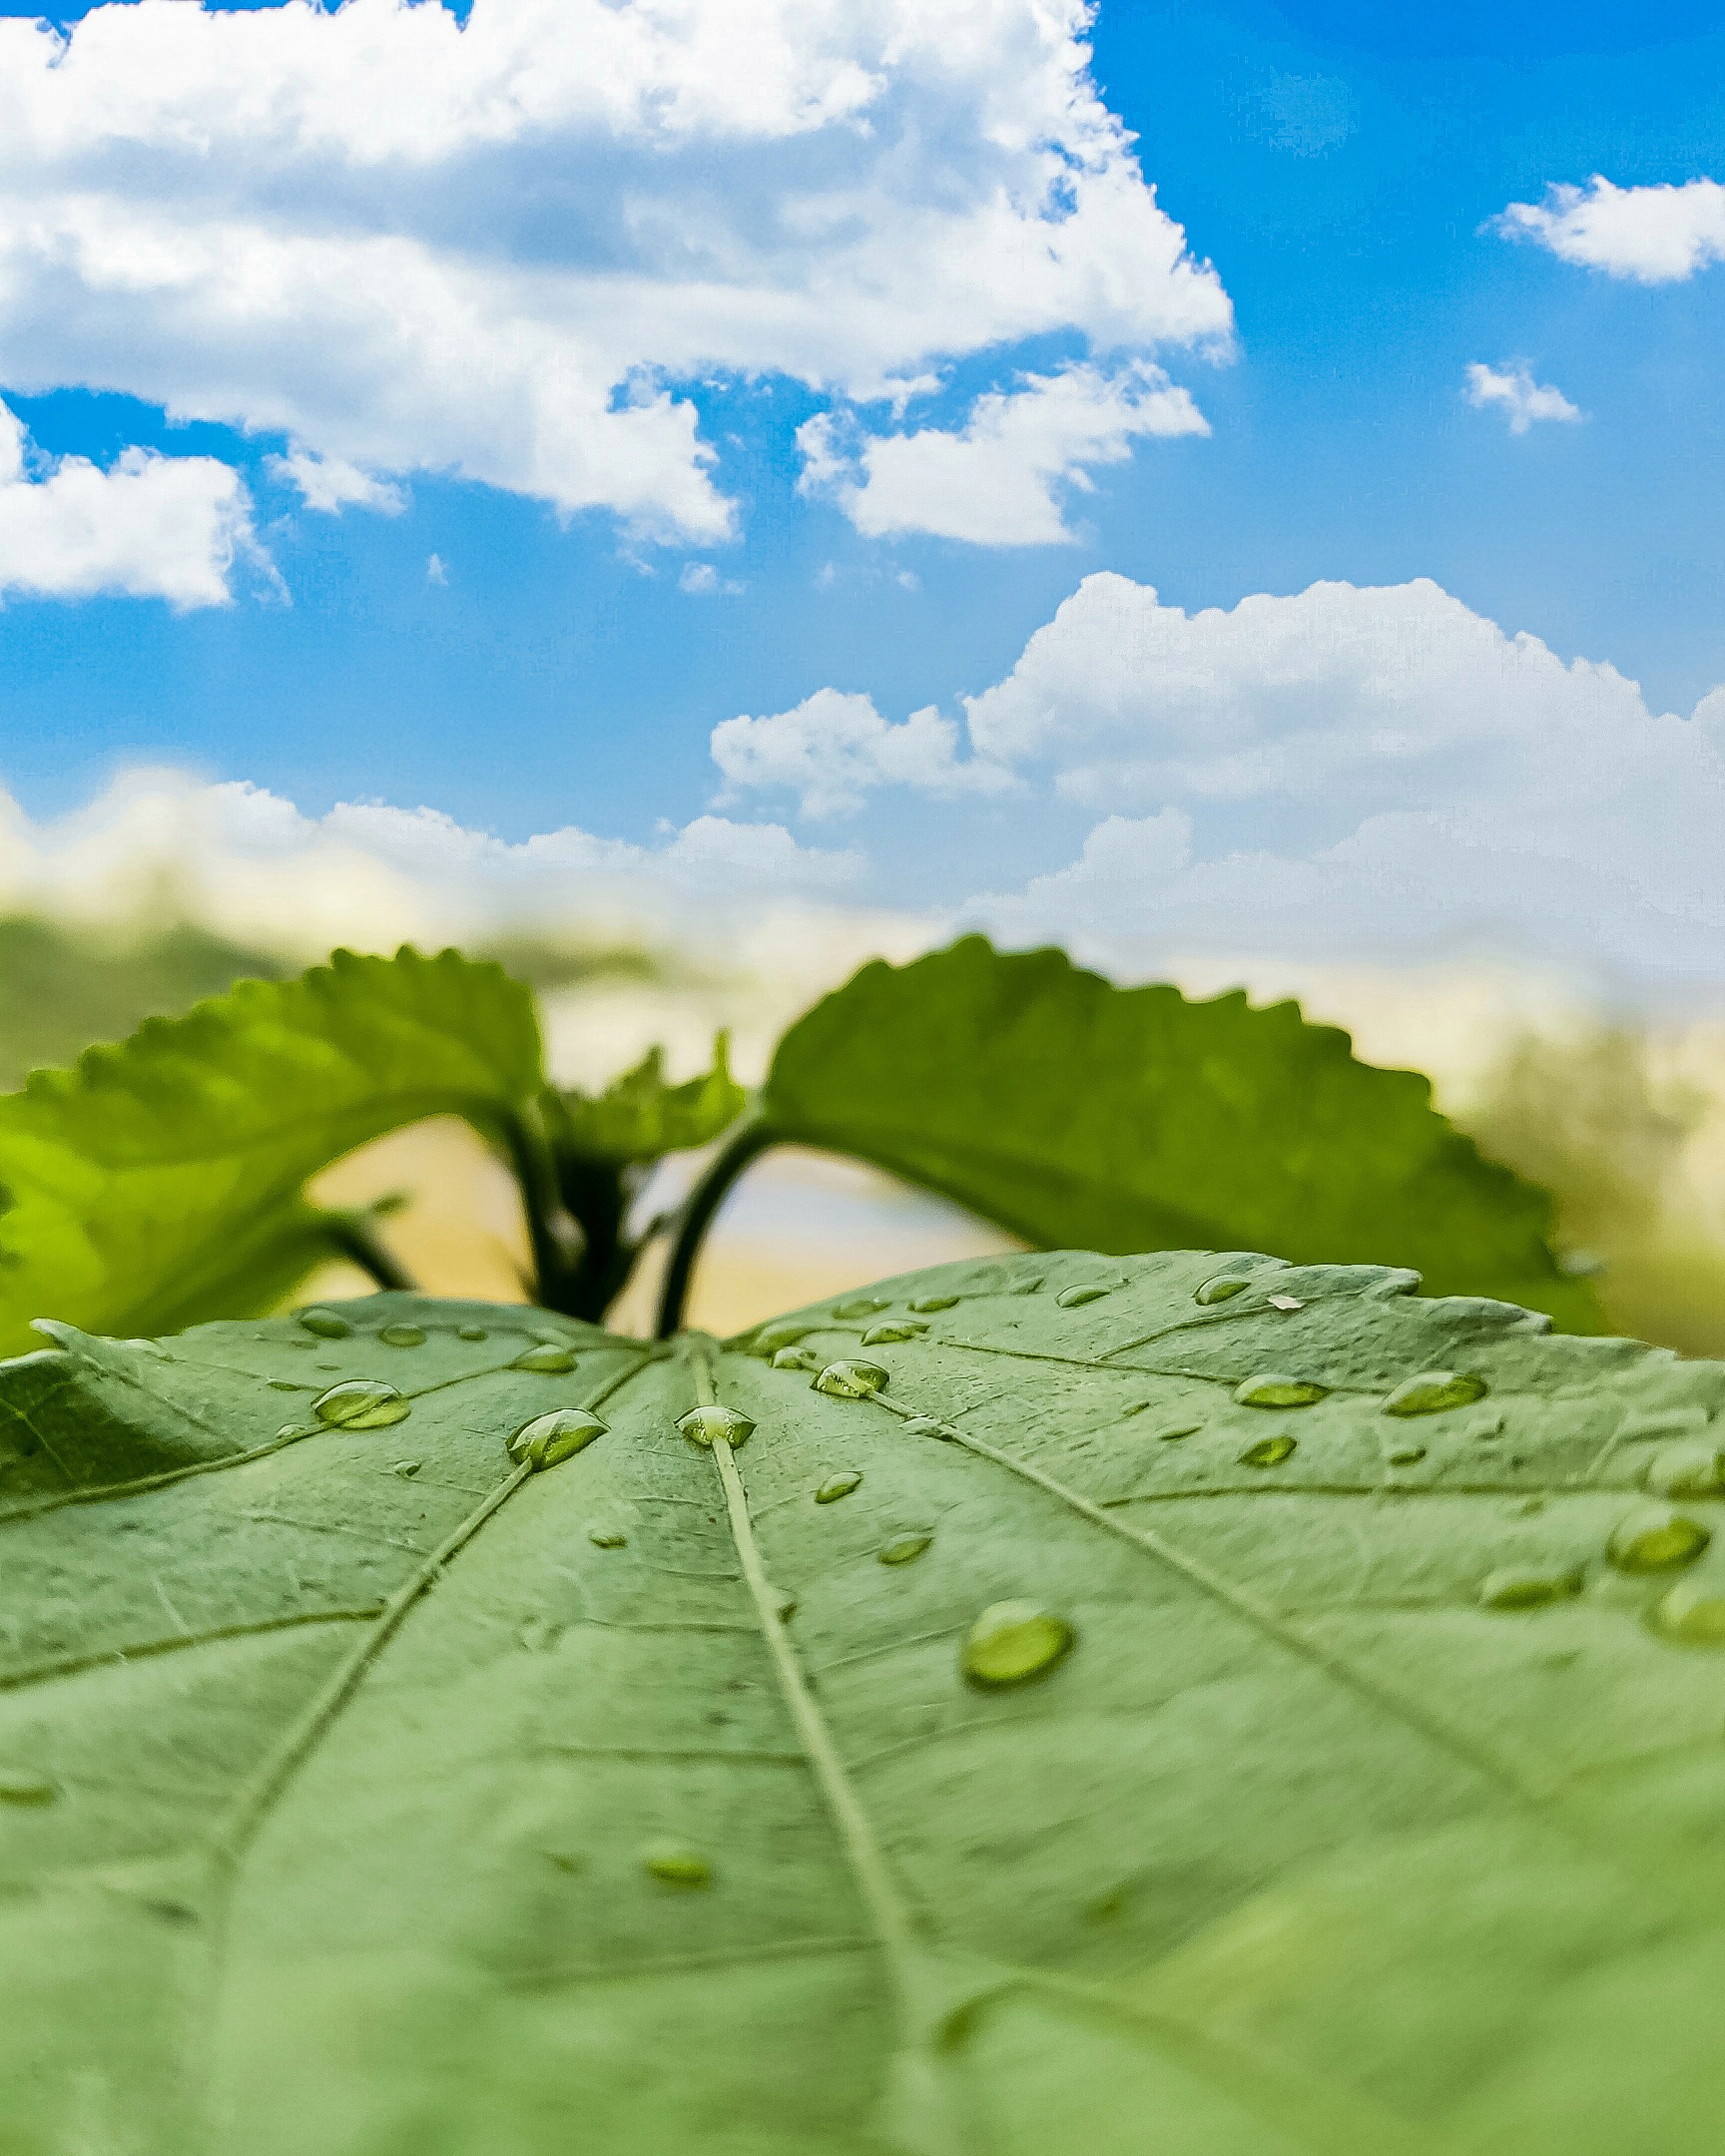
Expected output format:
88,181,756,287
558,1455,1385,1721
0,935,1599,1357
3,1251,1721,2154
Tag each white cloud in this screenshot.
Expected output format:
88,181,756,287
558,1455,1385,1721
0,0,1231,548
710,686,1015,818
0,397,254,606
269,446,405,515
679,560,743,596
1463,362,1581,434
799,361,1210,545
1493,175,1725,283
425,551,448,585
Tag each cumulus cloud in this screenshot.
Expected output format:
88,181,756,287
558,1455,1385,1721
268,447,405,515
710,687,1016,818
1493,175,1725,283
798,361,1209,545
0,398,255,606
1463,362,1581,434
0,0,1231,549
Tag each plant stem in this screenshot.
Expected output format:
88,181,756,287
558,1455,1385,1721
324,1210,417,1293
654,1119,779,1339
500,1103,576,1307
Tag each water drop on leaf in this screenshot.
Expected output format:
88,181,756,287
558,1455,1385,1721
1607,1504,1711,1574
588,1527,627,1549
514,1344,578,1374
297,1309,350,1340
901,1415,958,1441
644,1842,711,1886
676,1405,757,1448
961,1601,1075,1689
507,1408,607,1470
1267,1295,1304,1313
832,1298,889,1320
377,1325,425,1348
1155,1422,1201,1442
457,1325,488,1342
1234,1374,1329,1409
750,1322,820,1358
1055,1284,1111,1309
878,1532,932,1565
1194,1276,1250,1306
1240,1435,1297,1467
1383,1371,1489,1417
814,1360,889,1400
772,1347,820,1371
1479,1565,1584,1611
388,1460,420,1478
311,1380,410,1430
0,1771,56,1806
908,1295,959,1313
1643,1442,1725,1499
862,1322,927,1345
1651,1579,1725,1646
816,1470,862,1503
1387,1443,1427,1467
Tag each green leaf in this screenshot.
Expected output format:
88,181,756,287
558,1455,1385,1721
0,947,546,1354
763,935,1602,1331
551,1033,745,1167
5,1256,1724,2153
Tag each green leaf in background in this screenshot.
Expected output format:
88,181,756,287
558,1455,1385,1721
5,1256,1723,2152
762,936,1602,1331
551,1033,744,1166
0,947,546,1354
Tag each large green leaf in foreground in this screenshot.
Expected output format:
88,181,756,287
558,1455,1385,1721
0,947,545,1353
763,937,1601,1331
4,1259,1724,2152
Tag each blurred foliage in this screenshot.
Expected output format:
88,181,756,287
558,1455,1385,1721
472,934,663,992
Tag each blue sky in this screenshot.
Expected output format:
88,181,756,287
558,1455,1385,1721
0,0,1722,986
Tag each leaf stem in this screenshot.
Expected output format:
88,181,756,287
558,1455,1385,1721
654,1119,779,1339
500,1100,577,1307
323,1209,417,1293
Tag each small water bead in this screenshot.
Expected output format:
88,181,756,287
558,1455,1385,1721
378,1325,425,1348
816,1470,862,1503
1267,1296,1305,1314
676,1404,757,1448
1055,1284,1111,1310
311,1380,411,1430
1234,1374,1329,1409
267,1379,301,1392
961,1600,1075,1689
752,1321,820,1358
862,1321,928,1346
1386,1444,1428,1467
457,1325,488,1342
297,1308,351,1340
832,1298,890,1321
814,1359,889,1401
1644,1442,1725,1500
878,1532,932,1566
1194,1275,1251,1306
388,1460,421,1478
1383,1370,1489,1417
908,1295,959,1314
1479,1565,1583,1611
1155,1422,1201,1443
1009,1276,1045,1295
901,1415,959,1441
1240,1435,1297,1468
643,1842,711,1886
772,1347,821,1372
514,1344,578,1374
508,1408,607,1470
0,1771,56,1807
588,1527,628,1549
1607,1504,1711,1574
275,1423,307,1440
1650,1579,1725,1647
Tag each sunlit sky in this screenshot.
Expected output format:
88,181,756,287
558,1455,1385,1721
0,0,1722,989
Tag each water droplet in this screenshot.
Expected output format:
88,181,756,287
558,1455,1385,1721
1195,1275,1250,1306
0,1770,56,1806
378,1325,425,1348
676,1404,757,1448
832,1297,889,1320
901,1415,958,1441
1009,1276,1045,1295
275,1423,307,1440
1239,1435,1297,1467
909,1295,959,1313
772,1346,821,1371
1267,1295,1304,1313
1643,1442,1725,1500
311,1380,410,1430
507,1407,607,1469
814,1359,889,1400
961,1600,1075,1689
1650,1579,1725,1646
644,1842,711,1886
862,1321,928,1346
1387,1443,1427,1467
1234,1374,1329,1409
267,1379,301,1392
519,1617,561,1652
1055,1284,1111,1309
1154,1422,1201,1443
514,1344,577,1374
457,1325,488,1342
816,1470,862,1503
776,1591,799,1622
1383,1370,1489,1417
1479,1564,1583,1611
1607,1504,1711,1574
751,1321,819,1358
297,1308,350,1339
1121,1400,1151,1416
388,1459,421,1477
589,1527,627,1548
878,1532,932,1565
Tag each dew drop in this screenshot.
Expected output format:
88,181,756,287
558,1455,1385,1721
457,1325,488,1342
378,1325,425,1348
267,1379,301,1392
1240,1435,1297,1468
589,1527,627,1549
862,1321,928,1346
908,1295,959,1314
1055,1284,1111,1309
1009,1276,1045,1295
1479,1564,1583,1611
0,1770,56,1807
1195,1275,1250,1306
814,1359,889,1401
311,1380,410,1430
833,1297,890,1320
772,1346,821,1371
1234,1373,1329,1409
676,1404,757,1448
1643,1442,1725,1500
1383,1370,1489,1417
901,1415,958,1441
297,1308,350,1340
1607,1504,1711,1575
644,1842,711,1886
878,1532,932,1565
751,1322,820,1358
388,1459,421,1478
1155,1422,1201,1443
1650,1578,1725,1647
1267,1295,1304,1313
961,1600,1075,1689
1387,1443,1428,1467
507,1407,607,1469
816,1470,862,1503
514,1344,578,1374
275,1423,307,1440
